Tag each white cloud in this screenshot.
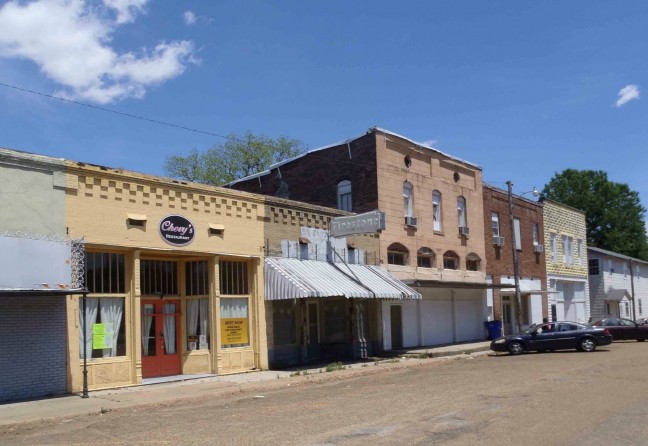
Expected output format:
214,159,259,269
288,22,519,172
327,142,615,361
183,10,196,25
103,0,146,24
615,84,640,107
0,0,196,104
421,139,438,148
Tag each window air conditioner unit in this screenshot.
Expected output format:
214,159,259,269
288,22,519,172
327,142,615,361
534,244,545,253
405,216,417,227
493,236,505,246
459,226,470,236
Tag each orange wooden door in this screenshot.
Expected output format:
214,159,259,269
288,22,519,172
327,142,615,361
141,300,181,378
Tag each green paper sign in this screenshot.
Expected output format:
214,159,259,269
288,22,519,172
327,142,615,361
92,323,114,349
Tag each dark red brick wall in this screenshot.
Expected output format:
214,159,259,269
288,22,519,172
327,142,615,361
230,132,379,214
483,186,548,320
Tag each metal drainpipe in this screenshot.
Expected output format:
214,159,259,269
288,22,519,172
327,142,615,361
630,259,637,320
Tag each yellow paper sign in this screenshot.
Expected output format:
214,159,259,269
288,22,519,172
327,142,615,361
220,318,249,345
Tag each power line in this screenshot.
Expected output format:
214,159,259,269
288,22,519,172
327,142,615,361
0,80,231,140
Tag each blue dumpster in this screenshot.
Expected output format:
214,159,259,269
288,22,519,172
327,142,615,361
484,320,502,340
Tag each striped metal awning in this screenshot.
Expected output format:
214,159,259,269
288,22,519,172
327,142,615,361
265,257,421,300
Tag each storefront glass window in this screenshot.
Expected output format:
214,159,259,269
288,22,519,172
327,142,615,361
185,260,209,296
141,260,178,295
273,300,296,346
220,298,250,348
79,297,126,359
81,251,127,360
323,301,346,343
186,298,210,350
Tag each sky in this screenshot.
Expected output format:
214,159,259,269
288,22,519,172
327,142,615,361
0,0,646,208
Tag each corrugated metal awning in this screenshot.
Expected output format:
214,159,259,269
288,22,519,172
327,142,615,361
0,288,87,297
265,257,421,300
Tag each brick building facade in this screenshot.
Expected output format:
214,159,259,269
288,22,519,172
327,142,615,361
542,199,590,323
482,184,547,334
231,127,489,348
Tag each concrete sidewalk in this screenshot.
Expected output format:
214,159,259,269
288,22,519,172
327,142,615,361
0,340,491,426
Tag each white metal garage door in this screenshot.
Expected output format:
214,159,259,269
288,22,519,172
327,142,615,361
420,299,454,345
455,298,484,342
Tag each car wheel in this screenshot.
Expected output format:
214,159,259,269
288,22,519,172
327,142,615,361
638,338,646,342
508,341,524,355
579,337,597,352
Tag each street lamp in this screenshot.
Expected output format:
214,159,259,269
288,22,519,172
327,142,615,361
506,181,539,334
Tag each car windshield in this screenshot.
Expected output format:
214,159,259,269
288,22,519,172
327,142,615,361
524,324,540,334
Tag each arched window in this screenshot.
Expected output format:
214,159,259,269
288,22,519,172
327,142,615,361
388,243,409,266
432,190,442,232
443,251,459,270
337,180,352,212
403,182,413,217
417,247,435,268
466,253,481,271
457,196,467,228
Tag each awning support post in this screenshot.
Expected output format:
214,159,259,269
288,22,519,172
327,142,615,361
81,292,89,398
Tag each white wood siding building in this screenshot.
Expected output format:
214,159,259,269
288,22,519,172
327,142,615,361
588,247,648,322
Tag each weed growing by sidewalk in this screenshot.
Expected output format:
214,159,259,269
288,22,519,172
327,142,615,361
324,362,345,372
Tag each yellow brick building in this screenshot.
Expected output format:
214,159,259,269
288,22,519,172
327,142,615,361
542,199,589,322
64,160,268,391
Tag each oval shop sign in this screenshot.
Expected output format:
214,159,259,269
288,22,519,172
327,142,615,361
159,215,195,247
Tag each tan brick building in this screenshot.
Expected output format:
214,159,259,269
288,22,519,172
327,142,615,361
482,184,547,335
231,127,489,348
542,199,589,323
64,160,268,392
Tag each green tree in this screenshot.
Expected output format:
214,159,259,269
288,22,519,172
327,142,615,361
164,131,306,185
542,169,648,260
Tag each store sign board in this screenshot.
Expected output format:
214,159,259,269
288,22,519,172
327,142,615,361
220,318,249,345
159,215,195,247
330,210,385,237
0,236,73,290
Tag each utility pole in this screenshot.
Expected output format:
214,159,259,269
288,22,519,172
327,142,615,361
507,181,523,334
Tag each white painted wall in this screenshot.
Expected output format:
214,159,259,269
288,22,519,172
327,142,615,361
548,275,589,324
499,277,544,328
588,249,648,321
0,150,66,235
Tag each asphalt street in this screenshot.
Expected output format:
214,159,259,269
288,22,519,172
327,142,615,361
2,342,648,446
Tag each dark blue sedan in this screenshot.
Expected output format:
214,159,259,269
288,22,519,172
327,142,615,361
490,322,613,355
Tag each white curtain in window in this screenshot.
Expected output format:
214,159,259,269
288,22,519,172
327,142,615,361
433,191,441,231
79,298,99,359
221,298,248,317
199,298,210,340
491,212,500,236
403,182,413,217
163,303,176,354
457,197,466,227
514,218,522,250
187,300,200,339
100,297,123,357
141,305,154,356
